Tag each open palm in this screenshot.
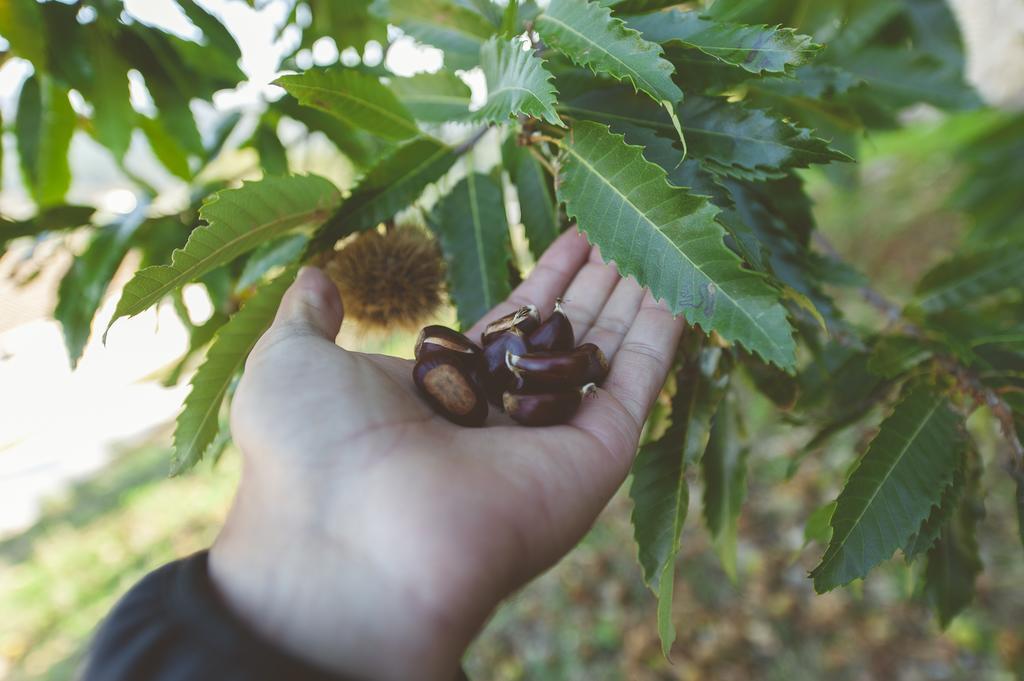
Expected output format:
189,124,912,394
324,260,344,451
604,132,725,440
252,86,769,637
212,229,685,681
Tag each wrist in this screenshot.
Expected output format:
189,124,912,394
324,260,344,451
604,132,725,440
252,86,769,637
208,473,472,681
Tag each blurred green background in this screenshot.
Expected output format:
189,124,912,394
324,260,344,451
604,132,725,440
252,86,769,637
3,114,1023,680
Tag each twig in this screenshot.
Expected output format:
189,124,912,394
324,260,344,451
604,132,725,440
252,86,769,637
527,146,558,177
454,125,491,155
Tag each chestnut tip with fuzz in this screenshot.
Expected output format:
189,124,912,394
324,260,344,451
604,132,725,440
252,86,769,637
482,327,530,407
503,383,598,426
481,305,541,347
413,357,488,427
415,325,481,364
527,298,574,352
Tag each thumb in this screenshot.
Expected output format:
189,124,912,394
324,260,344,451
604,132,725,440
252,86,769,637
271,266,344,340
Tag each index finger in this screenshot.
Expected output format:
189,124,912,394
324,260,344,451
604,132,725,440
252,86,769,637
467,228,591,341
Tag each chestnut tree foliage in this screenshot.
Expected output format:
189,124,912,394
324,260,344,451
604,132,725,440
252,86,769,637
2,0,1023,651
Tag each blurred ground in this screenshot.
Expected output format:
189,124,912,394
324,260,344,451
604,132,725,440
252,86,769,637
2,426,1022,681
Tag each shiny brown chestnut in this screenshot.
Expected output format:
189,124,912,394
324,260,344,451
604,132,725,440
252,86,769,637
481,327,530,407
503,383,597,426
527,298,574,352
413,357,488,427
481,305,540,347
415,325,481,363
506,343,609,389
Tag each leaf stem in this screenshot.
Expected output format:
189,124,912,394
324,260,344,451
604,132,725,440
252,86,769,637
454,126,491,156
527,146,558,176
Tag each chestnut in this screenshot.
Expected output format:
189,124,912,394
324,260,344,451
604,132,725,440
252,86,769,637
503,383,598,426
481,305,541,347
527,298,574,352
413,357,488,427
415,325,482,364
506,343,609,389
481,327,530,407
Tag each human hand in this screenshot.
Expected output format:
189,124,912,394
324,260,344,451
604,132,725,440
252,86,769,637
209,229,685,681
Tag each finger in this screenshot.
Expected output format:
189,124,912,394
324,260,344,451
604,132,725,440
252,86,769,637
271,266,345,341
572,292,684,459
580,275,645,360
558,247,622,339
468,228,590,341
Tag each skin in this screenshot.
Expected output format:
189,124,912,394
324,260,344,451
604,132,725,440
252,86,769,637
209,229,685,681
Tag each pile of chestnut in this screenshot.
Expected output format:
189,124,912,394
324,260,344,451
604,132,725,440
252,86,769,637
412,301,608,427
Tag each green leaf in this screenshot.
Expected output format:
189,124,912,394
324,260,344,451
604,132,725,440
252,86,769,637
804,501,836,548
205,111,243,160
502,139,559,260
913,242,1024,314
702,395,747,581
118,28,208,157
558,121,796,369
1016,470,1024,550
177,0,243,63
717,177,846,336
310,137,458,253
235,233,309,293
172,266,298,474
626,9,820,74
600,0,677,12
903,463,963,562
38,2,91,92
84,26,134,161
679,96,849,178
868,336,934,379
109,175,341,328
389,72,472,123
162,304,230,388
56,207,149,367
500,0,519,38
0,0,47,68
923,452,984,627
742,352,799,411
536,0,682,106
251,123,289,176
375,0,496,70
1,204,95,249
630,345,731,656
561,88,849,179
811,386,967,592
304,0,387,52
138,114,193,181
16,74,75,207
474,36,563,127
274,97,390,169
840,47,982,112
429,173,513,330
275,68,420,141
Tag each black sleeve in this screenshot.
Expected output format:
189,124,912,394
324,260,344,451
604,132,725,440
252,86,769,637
80,551,345,681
